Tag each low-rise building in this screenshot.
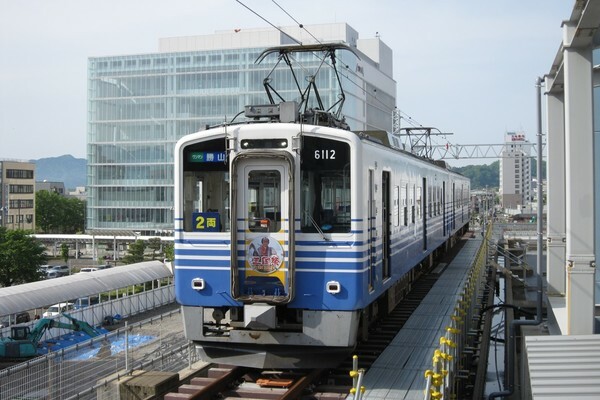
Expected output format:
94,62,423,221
0,160,36,230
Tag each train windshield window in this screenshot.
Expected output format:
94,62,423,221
182,139,230,232
300,136,351,233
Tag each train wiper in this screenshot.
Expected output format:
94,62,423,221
305,211,331,241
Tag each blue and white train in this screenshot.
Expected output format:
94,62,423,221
174,44,470,369
174,103,470,369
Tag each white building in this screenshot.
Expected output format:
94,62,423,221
87,23,396,234
499,132,531,210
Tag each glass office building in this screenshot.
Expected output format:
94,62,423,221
87,23,396,234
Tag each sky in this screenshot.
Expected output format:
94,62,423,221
0,0,574,165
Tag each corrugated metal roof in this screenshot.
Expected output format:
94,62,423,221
0,261,172,317
525,334,600,399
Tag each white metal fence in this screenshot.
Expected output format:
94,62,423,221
0,286,199,400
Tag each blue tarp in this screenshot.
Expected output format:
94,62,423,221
37,328,155,360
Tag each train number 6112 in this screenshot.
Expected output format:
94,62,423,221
314,149,335,160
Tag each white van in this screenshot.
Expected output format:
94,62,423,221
42,302,74,318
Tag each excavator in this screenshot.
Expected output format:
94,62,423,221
0,313,103,358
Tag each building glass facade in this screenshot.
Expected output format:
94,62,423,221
87,24,396,234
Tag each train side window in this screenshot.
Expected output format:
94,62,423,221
300,136,351,233
402,184,408,226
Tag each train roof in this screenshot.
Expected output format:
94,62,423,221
202,101,464,176
354,129,458,173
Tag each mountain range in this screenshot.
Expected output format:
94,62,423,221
33,155,86,190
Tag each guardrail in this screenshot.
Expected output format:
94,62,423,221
0,288,186,400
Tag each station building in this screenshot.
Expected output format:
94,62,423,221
86,23,396,235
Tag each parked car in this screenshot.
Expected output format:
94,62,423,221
46,265,70,277
42,302,74,318
38,265,53,273
46,270,59,279
79,267,98,273
96,264,112,270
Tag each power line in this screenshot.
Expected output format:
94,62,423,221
271,0,322,45
235,0,302,45
234,0,445,147
236,0,398,116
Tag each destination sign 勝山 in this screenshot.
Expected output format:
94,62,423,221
189,152,226,163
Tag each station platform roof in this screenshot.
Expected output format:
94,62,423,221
0,261,172,317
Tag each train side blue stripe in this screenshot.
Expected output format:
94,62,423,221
176,249,231,256
295,251,365,258
295,240,365,246
176,259,231,267
175,239,231,245
295,260,363,270
294,230,364,234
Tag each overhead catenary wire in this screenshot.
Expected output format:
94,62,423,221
235,0,450,150
271,0,322,45
235,0,302,45
237,0,399,114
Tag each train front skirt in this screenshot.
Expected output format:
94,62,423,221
182,305,360,369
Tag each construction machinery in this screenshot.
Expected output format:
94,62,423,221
0,313,103,358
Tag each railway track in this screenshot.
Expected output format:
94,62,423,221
165,365,339,399
162,275,443,399
164,237,469,399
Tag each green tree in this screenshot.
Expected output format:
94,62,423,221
35,191,86,234
123,240,146,264
36,190,62,233
0,227,48,287
452,161,500,189
62,197,86,233
163,242,174,262
147,237,162,260
60,243,69,264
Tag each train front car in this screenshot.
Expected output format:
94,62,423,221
174,115,362,369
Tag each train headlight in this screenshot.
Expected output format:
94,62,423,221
326,281,341,294
191,278,205,291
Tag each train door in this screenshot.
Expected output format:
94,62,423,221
382,171,391,280
452,182,456,231
422,177,427,251
443,181,447,236
230,155,294,303
368,169,376,291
